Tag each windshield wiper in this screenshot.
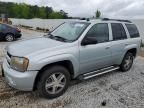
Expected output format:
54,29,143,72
54,36,68,41
48,34,69,42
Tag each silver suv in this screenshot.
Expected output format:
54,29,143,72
2,18,141,99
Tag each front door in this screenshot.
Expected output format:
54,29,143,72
79,23,112,74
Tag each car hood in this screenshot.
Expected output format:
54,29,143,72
7,37,68,57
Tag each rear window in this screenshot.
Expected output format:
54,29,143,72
125,24,140,38
0,24,6,30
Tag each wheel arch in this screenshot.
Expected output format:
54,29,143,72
33,60,75,90
126,48,137,58
6,32,14,36
120,48,137,65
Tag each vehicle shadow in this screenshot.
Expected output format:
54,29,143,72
0,69,121,100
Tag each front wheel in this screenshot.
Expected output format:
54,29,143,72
37,66,70,99
120,52,134,72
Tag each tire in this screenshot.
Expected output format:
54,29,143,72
120,52,134,72
5,34,15,42
37,65,70,99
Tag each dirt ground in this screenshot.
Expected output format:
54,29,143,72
1,29,144,108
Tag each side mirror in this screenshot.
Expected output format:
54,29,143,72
81,36,98,46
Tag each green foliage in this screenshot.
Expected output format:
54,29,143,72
49,12,64,19
0,1,68,19
38,7,47,19
95,10,101,19
141,42,144,48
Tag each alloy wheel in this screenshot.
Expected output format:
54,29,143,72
45,72,66,94
123,55,133,70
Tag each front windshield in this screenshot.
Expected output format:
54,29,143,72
50,22,90,41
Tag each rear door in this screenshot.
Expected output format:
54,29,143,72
110,23,128,65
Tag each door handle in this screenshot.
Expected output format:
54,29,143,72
105,46,110,49
125,44,129,46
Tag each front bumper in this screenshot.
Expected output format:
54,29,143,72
2,59,38,91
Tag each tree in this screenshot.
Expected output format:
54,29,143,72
30,5,39,18
60,10,68,19
45,6,53,19
38,7,47,18
95,10,101,19
0,1,68,19
11,4,21,18
49,12,64,19
20,3,30,19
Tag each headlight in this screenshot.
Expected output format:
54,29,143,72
10,57,29,72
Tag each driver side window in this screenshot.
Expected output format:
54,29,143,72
86,23,109,43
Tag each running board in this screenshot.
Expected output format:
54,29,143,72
79,66,119,80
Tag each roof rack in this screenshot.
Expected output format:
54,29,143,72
79,18,90,21
102,18,132,23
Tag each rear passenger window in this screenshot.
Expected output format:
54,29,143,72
86,23,109,43
125,24,140,38
111,23,127,40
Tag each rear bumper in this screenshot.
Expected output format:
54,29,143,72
15,33,22,38
2,59,38,91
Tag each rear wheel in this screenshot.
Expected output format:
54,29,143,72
37,65,70,99
5,34,15,42
120,52,134,72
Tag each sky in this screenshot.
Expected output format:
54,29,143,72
1,0,144,19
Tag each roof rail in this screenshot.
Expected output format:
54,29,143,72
102,18,132,23
79,18,90,21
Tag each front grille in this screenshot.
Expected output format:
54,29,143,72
7,52,12,58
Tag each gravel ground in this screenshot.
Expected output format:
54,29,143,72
1,29,144,108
